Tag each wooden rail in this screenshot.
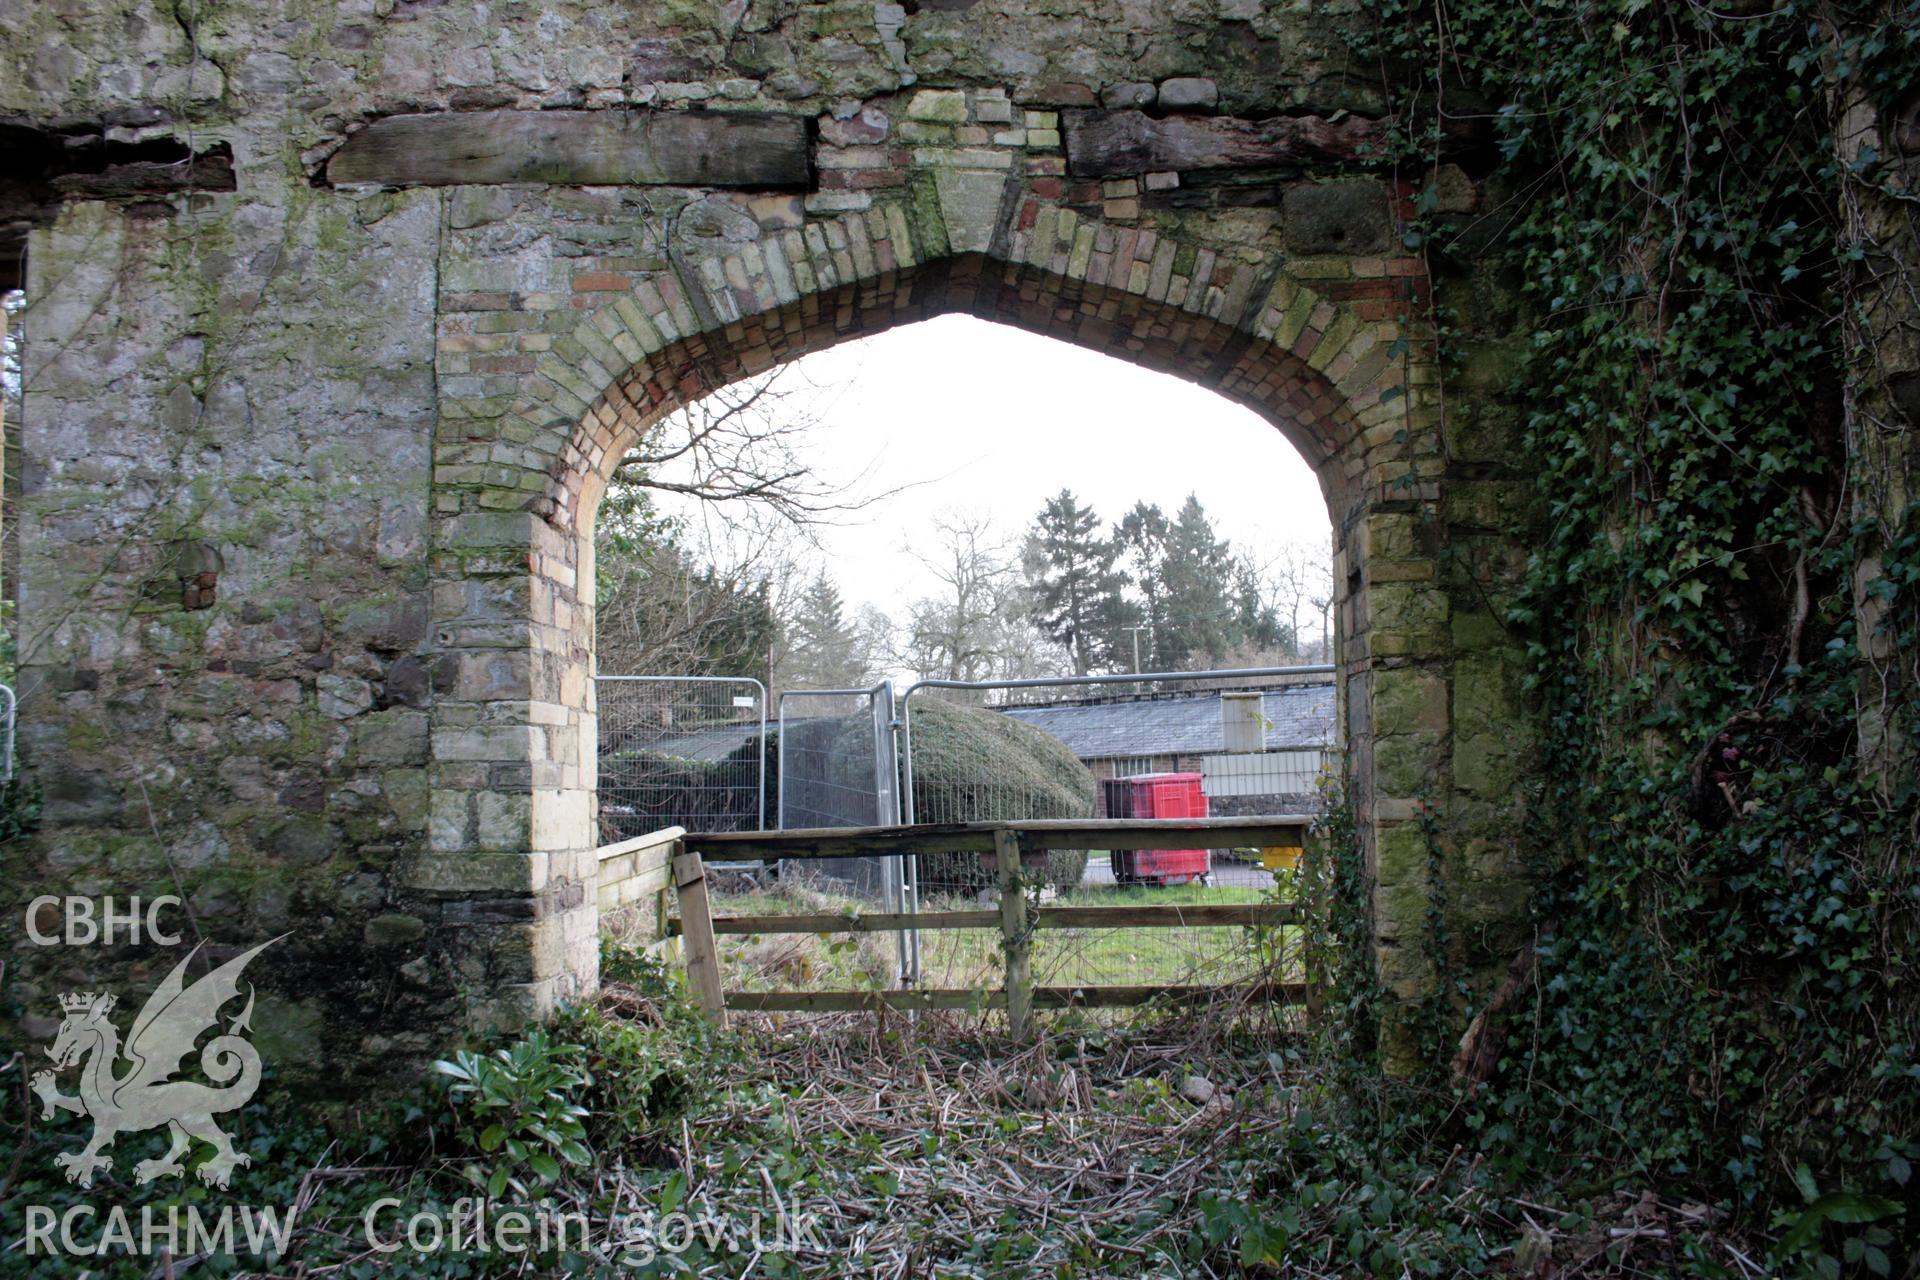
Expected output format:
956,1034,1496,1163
597,825,682,901
725,982,1308,1013
597,825,684,960
688,902,1297,935
604,819,1311,1042
682,816,1312,860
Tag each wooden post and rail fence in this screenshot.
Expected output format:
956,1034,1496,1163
595,817,1313,1042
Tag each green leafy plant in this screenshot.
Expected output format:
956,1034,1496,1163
1773,1163,1902,1279
432,1029,594,1198
559,1005,704,1140
1296,776,1376,1059
0,776,43,845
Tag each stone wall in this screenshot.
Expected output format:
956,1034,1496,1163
0,0,1536,1082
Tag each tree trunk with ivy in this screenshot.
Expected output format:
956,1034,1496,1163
1830,6,1920,794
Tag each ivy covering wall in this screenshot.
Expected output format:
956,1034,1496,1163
1350,0,1920,1256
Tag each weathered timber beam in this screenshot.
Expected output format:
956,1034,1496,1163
596,825,686,864
0,123,234,248
1064,108,1479,177
48,152,237,200
325,109,811,189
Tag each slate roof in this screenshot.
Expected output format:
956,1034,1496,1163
997,683,1336,759
603,723,764,763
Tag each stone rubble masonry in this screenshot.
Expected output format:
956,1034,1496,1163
3,0,1535,1086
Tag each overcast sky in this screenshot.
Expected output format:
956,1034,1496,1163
656,314,1333,618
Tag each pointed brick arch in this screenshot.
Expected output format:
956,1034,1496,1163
423,193,1439,1033
544,255,1386,542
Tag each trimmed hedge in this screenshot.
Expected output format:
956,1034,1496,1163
906,699,1094,895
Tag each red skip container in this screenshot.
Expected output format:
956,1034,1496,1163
1100,772,1211,886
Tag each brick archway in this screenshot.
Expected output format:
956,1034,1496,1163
547,254,1387,538
423,191,1440,1034
4,14,1540,1086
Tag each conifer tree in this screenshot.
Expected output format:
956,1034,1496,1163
786,572,869,688
1026,489,1127,675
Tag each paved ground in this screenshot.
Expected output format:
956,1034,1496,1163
1080,852,1276,891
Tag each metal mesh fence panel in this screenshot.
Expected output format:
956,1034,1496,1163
901,667,1334,991
778,690,888,832
595,676,766,844
706,685,909,993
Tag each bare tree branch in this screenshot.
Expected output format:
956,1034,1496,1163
611,364,915,529
901,513,1066,684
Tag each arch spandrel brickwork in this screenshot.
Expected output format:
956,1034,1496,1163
5,11,1532,1081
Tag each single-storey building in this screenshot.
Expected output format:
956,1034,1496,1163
998,682,1337,817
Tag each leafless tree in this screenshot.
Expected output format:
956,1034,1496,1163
899,513,1067,684
903,514,1006,682
593,519,803,683
2,290,20,412
610,365,891,529
1,290,22,611
850,603,900,686
1259,535,1337,662
594,364,903,680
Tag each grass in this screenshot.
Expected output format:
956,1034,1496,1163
705,875,899,993
704,859,1293,997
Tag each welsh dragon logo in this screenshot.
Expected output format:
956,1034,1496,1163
31,937,282,1190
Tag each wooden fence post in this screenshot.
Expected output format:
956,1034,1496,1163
673,847,726,1022
995,828,1033,1043
654,884,682,964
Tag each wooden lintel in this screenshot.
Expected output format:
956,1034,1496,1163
325,109,811,189
1063,108,1479,177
